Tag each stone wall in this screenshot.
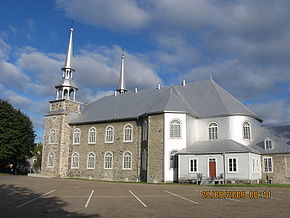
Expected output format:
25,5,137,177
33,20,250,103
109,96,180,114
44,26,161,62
42,99,80,177
147,114,164,183
49,99,81,113
261,154,290,184
67,120,140,181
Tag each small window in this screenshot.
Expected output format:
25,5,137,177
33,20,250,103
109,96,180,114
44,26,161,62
73,128,81,144
264,157,273,172
252,158,255,172
142,121,147,141
169,150,178,169
170,119,181,138
123,151,132,170
104,152,113,169
243,122,251,140
71,153,79,169
124,124,133,142
264,140,273,150
87,152,95,169
189,159,198,173
49,129,56,144
88,127,96,144
228,158,237,172
105,126,114,143
208,122,218,140
141,150,147,170
47,152,54,167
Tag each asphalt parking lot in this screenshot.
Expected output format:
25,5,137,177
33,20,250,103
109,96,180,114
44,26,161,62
1,175,290,217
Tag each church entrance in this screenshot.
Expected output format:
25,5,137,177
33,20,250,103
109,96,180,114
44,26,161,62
209,158,216,178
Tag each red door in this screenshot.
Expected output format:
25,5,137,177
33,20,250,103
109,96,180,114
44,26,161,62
209,160,216,178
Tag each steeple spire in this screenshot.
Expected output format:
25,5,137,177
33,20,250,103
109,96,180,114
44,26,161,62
54,26,78,101
62,26,74,71
116,49,127,94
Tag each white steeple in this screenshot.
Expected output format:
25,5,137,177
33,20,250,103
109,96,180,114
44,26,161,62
55,26,78,101
116,50,127,94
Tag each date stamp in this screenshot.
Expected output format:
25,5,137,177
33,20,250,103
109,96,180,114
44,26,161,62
200,191,271,199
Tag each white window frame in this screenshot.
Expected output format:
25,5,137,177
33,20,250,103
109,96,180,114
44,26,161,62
189,158,198,173
123,124,133,142
251,158,255,173
104,152,113,169
243,122,251,140
105,126,114,143
49,129,56,144
88,127,96,144
47,152,55,168
169,119,181,139
263,157,273,173
87,152,95,169
142,121,147,141
71,152,79,169
123,151,132,170
208,122,218,140
264,140,273,150
228,157,238,173
73,128,81,144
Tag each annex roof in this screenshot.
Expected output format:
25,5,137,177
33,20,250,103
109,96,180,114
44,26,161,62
179,139,258,154
70,79,261,124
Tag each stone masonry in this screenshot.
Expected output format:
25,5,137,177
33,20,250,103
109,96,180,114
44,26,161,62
261,154,290,184
147,114,164,183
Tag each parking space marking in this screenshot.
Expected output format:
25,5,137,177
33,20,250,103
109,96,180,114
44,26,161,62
271,197,282,200
16,189,55,208
84,190,94,208
226,198,244,203
163,190,199,205
129,190,147,208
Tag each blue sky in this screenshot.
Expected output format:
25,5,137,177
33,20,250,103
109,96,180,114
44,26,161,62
0,0,289,142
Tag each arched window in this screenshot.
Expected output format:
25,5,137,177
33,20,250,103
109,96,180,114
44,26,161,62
170,119,181,138
123,151,132,170
71,153,79,169
208,122,218,140
141,150,147,170
124,124,133,142
47,152,55,167
104,152,113,169
88,127,96,144
243,122,251,140
87,152,95,169
73,128,81,144
169,150,178,169
49,129,56,144
142,121,147,141
105,126,114,143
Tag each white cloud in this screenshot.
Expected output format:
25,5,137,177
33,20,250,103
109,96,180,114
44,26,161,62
248,99,290,126
56,0,149,30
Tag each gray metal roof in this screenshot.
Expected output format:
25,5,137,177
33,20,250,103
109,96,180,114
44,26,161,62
249,126,290,154
70,79,261,124
179,140,258,154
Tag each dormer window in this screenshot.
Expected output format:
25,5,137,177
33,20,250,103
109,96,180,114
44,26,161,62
265,139,273,150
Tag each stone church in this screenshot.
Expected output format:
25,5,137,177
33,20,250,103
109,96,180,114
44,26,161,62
41,27,290,184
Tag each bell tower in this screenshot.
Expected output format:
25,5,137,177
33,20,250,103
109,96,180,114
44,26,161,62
42,26,81,177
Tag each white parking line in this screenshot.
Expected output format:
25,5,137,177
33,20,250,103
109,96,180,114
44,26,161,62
163,190,199,205
84,190,94,208
226,198,244,203
16,189,55,208
129,190,147,208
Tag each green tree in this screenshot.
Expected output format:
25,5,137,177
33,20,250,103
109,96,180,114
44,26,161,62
0,99,36,172
32,143,42,172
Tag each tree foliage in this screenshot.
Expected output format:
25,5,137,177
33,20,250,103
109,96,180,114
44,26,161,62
0,99,36,169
